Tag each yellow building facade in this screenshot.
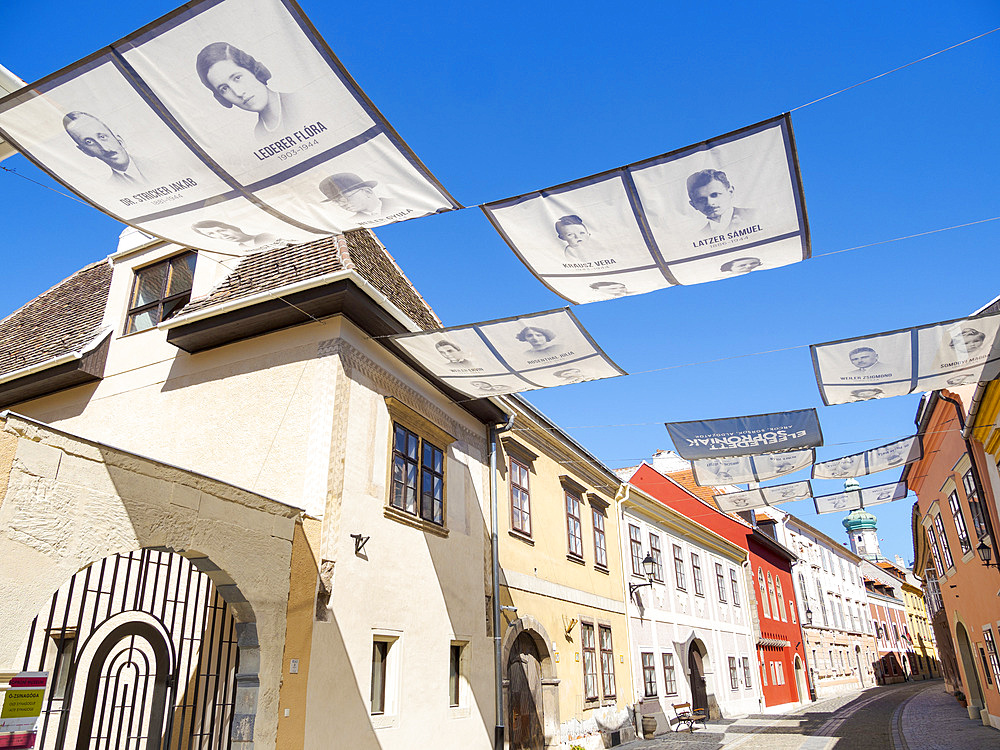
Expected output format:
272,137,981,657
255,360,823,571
900,575,939,680
496,398,635,750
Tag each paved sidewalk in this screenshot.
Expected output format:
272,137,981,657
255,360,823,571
897,683,999,750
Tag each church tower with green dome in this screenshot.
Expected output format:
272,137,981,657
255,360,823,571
842,478,882,560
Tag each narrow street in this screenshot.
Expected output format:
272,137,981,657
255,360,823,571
623,681,998,750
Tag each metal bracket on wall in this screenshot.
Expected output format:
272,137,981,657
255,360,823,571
350,533,370,556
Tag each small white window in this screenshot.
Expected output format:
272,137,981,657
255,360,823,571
371,633,401,727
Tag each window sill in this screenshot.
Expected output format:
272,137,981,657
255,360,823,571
448,706,472,720
384,505,449,538
594,565,609,575
566,553,586,566
509,529,534,545
371,713,398,729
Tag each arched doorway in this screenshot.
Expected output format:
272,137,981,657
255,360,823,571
16,549,243,749
793,655,807,703
688,644,708,713
500,616,559,750
955,622,985,715
508,632,544,750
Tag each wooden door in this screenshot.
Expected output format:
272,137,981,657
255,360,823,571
508,633,544,750
688,646,708,713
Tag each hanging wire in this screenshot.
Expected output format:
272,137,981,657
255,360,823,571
789,27,1000,112
0,164,92,207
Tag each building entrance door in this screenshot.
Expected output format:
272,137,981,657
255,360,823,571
688,645,708,713
508,632,544,750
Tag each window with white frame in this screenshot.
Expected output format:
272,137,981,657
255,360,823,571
691,553,704,596
649,533,664,582
730,568,741,606
729,657,739,690
716,562,727,602
662,653,677,695
673,545,686,590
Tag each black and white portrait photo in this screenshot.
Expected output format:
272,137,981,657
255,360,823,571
946,373,978,386
850,387,884,401
814,492,862,514
686,169,758,237
715,489,767,512
195,42,312,143
319,172,411,226
630,116,807,279
392,309,624,397
0,56,235,229
811,330,912,405
719,256,762,275
483,174,664,302
753,449,813,481
63,111,150,187
763,481,812,504
863,482,906,507
191,219,291,251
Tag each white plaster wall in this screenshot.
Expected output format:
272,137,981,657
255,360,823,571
300,324,494,750
622,510,759,719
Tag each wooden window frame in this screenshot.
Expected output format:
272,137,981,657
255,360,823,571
934,514,955,569
691,552,704,597
716,562,727,602
673,544,686,591
385,398,454,536
581,622,598,702
599,625,616,698
593,509,608,570
729,656,739,690
566,491,584,560
662,652,677,695
510,457,531,537
629,524,644,576
641,652,657,698
730,568,741,606
963,469,989,539
742,656,752,687
649,533,663,582
124,251,197,334
947,490,972,554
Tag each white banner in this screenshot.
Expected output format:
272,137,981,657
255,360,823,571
812,436,922,479
811,314,1000,405
482,115,809,304
391,308,625,398
0,0,458,254
813,481,908,515
691,448,814,486
715,480,813,512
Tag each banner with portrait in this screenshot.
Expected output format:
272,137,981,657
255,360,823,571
666,408,822,460
390,308,625,398
813,481,908,515
691,448,814,487
715,480,813,512
482,115,809,304
812,436,923,479
811,313,1000,406
0,0,459,255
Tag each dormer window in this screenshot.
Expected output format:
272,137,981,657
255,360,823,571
125,252,197,334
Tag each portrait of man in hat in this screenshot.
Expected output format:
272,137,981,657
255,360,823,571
319,172,410,226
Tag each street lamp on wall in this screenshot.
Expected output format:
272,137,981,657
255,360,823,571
805,606,813,625
629,553,656,602
976,540,997,569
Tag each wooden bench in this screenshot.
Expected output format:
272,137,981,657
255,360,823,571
671,702,707,732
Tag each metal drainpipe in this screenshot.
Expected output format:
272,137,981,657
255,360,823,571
741,557,763,712
612,483,638,733
938,392,1000,575
491,413,515,750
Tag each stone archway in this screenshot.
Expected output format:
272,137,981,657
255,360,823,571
501,616,560,749
793,654,807,703
675,633,719,719
0,416,299,748
955,622,985,719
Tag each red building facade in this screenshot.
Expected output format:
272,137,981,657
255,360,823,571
627,463,810,709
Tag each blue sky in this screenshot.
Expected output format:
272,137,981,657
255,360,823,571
2,0,999,564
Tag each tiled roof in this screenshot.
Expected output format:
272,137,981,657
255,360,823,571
178,230,441,331
0,260,111,380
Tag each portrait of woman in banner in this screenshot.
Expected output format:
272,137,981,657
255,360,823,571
196,42,311,142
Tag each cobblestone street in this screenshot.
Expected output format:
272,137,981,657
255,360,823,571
620,681,999,750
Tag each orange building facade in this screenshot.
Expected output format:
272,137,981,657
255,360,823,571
905,390,1000,730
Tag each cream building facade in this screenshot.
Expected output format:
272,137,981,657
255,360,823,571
495,399,635,750
0,228,506,749
619,483,759,732
763,508,879,699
